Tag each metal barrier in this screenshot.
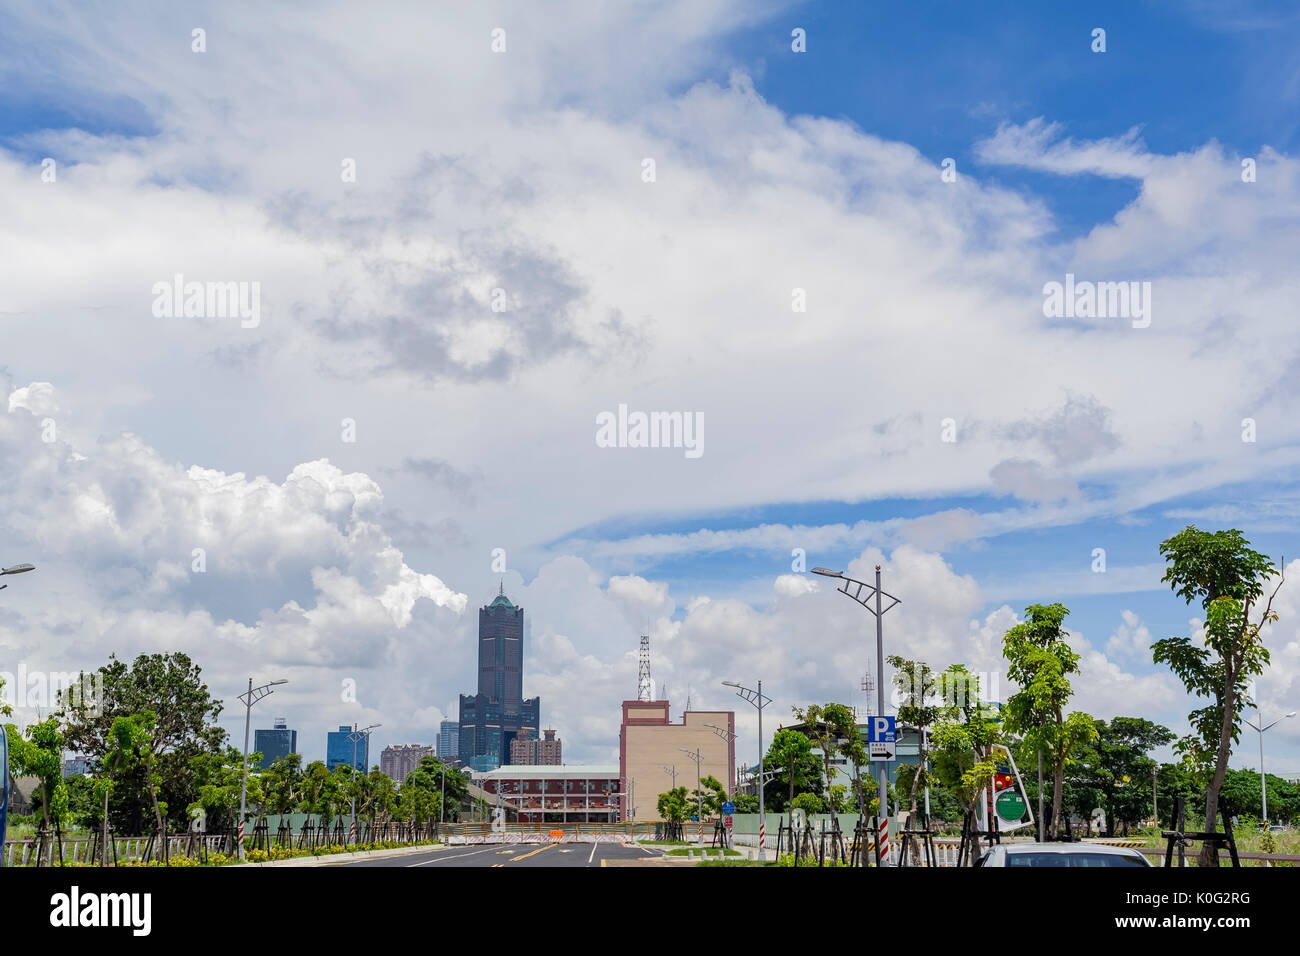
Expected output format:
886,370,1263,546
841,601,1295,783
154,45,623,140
3,833,229,868
443,821,658,844
3,820,442,866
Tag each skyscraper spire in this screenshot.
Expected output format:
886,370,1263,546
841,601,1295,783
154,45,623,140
499,579,504,597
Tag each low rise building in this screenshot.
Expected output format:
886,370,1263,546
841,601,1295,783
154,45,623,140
473,765,621,822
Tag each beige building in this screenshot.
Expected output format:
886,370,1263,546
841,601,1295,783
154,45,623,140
510,727,562,765
380,744,433,785
619,700,734,821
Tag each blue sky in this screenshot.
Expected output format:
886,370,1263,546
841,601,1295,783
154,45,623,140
2,1,1299,772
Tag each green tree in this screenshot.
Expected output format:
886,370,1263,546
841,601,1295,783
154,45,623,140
764,727,821,834
59,653,226,832
929,665,1002,859
690,774,728,818
791,792,826,815
732,793,759,813
796,701,867,820
1152,526,1282,865
888,655,944,818
657,786,690,827
1001,603,1098,839
402,757,466,826
8,718,70,835
264,753,304,832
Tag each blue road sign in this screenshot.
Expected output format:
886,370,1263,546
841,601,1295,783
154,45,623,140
722,801,735,815
867,715,896,742
867,715,896,761
692,814,699,822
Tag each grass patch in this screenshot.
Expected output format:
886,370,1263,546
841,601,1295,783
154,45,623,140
666,847,739,857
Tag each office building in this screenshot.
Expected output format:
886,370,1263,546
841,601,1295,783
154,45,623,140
327,725,368,772
457,586,540,767
438,720,459,759
254,717,298,770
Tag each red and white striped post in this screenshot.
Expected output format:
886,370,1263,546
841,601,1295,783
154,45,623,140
878,817,890,866
759,820,766,854
237,820,245,858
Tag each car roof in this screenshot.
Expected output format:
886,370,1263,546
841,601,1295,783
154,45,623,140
1002,843,1144,854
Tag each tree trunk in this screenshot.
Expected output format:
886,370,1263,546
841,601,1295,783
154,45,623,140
102,788,111,866
908,739,925,816
1050,763,1065,840
1200,650,1240,867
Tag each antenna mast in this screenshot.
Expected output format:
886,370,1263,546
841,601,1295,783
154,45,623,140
637,635,654,702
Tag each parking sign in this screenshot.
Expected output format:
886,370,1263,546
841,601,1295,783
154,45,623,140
867,715,896,761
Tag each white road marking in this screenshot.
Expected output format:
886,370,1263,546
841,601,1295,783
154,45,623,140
588,842,599,864
405,845,503,866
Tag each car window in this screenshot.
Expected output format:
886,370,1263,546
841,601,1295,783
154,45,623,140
1006,852,1146,867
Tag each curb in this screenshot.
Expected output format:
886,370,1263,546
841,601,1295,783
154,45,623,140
235,843,445,868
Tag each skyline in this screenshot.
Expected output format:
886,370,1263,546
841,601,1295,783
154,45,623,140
2,1,1299,777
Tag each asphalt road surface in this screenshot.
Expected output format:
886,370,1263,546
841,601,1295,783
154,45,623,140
339,841,665,868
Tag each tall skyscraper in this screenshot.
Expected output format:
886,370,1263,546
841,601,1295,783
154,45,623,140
458,585,540,767
327,725,368,772
478,582,523,711
254,717,298,770
438,720,459,759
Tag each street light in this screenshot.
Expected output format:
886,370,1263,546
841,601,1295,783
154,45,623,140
680,747,704,846
237,677,288,860
660,764,678,788
724,679,772,860
811,566,900,845
1243,708,1296,825
0,562,34,865
347,723,381,843
705,723,739,849
0,562,35,593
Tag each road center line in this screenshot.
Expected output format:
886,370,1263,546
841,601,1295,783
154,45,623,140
510,842,556,862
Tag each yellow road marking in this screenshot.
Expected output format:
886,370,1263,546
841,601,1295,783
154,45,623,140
492,863,504,867
510,843,557,862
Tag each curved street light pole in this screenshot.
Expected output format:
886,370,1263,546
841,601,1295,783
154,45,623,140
1243,708,1296,825
347,723,381,842
0,563,33,867
237,677,288,860
812,565,901,858
680,747,704,846
723,679,772,860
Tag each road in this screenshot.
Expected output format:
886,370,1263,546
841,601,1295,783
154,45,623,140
337,841,666,868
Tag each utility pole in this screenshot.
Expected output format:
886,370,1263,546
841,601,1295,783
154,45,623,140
1244,708,1297,825
236,678,287,860
0,562,35,868
724,679,772,860
812,565,901,864
346,723,380,844
680,747,704,846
